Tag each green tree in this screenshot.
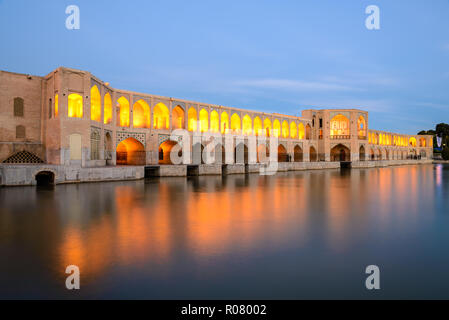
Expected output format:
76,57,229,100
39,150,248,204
442,147,449,160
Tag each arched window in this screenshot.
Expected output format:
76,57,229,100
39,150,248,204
263,118,272,137
254,117,262,136
231,113,241,133
55,94,59,117
153,103,170,129
16,125,25,139
290,122,297,139
188,108,198,132
221,111,229,134
103,93,112,124
117,96,129,127
13,97,24,117
90,85,101,122
273,119,281,138
282,120,289,138
68,93,83,118
305,124,311,140
242,115,252,135
199,109,209,132
409,137,417,147
133,99,151,128
172,105,185,129
330,114,350,139
358,115,366,138
298,123,305,139
210,110,219,133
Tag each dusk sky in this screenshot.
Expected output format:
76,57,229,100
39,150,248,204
0,0,448,134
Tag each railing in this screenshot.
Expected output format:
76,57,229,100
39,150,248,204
330,135,350,140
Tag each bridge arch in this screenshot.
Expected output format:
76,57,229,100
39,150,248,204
116,137,145,165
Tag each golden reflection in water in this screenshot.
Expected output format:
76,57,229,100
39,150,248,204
55,165,435,281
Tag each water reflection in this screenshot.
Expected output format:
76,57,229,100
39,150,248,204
0,164,448,299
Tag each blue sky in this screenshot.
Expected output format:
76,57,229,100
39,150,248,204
0,0,448,134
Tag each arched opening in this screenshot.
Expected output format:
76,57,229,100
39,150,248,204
16,125,25,139
294,145,303,162
188,108,198,132
116,137,145,165
68,93,83,118
409,137,417,147
172,105,185,129
377,149,382,160
104,93,112,124
242,115,252,135
419,137,426,147
231,114,241,134
69,133,82,160
290,122,297,139
257,144,269,163
273,119,281,138
331,144,350,162
199,109,209,132
358,115,366,138
117,96,129,127
159,140,182,165
330,114,350,139
214,144,226,164
105,132,113,161
309,146,317,162
254,117,262,136
35,171,55,187
55,94,59,117
90,85,101,122
210,110,219,133
282,121,289,139
278,144,288,162
298,123,305,139
370,149,375,160
359,145,366,161
14,97,24,117
235,143,248,164
263,118,272,137
153,103,170,129
385,149,390,160
305,124,311,140
221,111,229,134
133,99,150,128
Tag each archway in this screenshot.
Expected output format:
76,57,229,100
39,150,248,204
172,105,185,129
116,137,145,165
298,123,305,140
330,114,350,139
210,110,219,133
221,111,229,134
310,146,317,162
370,149,375,160
188,108,197,132
282,121,289,138
305,124,311,140
359,145,366,161
290,122,297,139
278,144,288,162
235,143,248,164
35,171,55,187
254,117,262,136
104,93,112,124
199,109,209,132
257,144,269,163
117,96,129,127
90,85,101,122
214,144,226,164
153,103,170,129
159,140,182,165
263,118,272,137
231,114,241,134
294,145,303,162
133,99,150,128
105,132,113,161
357,115,366,138
242,115,252,135
273,119,281,138
68,93,83,118
331,144,350,162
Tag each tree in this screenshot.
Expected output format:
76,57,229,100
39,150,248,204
442,147,449,160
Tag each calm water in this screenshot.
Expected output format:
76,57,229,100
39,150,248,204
0,164,448,299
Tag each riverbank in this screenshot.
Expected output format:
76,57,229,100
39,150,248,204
0,159,436,187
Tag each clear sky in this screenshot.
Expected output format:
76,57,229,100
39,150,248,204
0,0,448,134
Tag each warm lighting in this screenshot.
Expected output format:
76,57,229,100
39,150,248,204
358,115,366,137
242,115,252,135
254,116,262,136
263,118,272,137
172,105,185,129
54,94,59,117
188,108,197,132
153,103,170,129
90,85,101,122
117,96,129,127
290,122,297,139
282,120,289,138
68,93,83,118
298,123,305,139
199,109,209,132
220,111,229,134
210,110,219,133
231,113,241,133
273,119,281,138
104,93,112,124
133,99,151,128
330,114,349,137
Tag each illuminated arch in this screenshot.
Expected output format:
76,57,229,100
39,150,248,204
133,99,150,128
263,118,272,137
298,123,305,139
210,110,219,133
419,137,426,147
409,137,417,147
253,116,262,136
188,107,197,132
330,114,350,137
153,103,170,129
242,115,252,135
357,115,366,138
103,93,112,124
278,144,288,162
231,113,241,133
290,122,297,139
55,94,59,117
172,105,185,129
116,137,145,165
305,124,311,140
359,145,366,161
294,145,303,162
273,119,281,138
330,144,350,162
309,146,317,162
117,96,129,127
199,109,209,132
90,85,101,122
220,111,229,134
282,120,289,138
159,140,182,165
68,93,83,118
